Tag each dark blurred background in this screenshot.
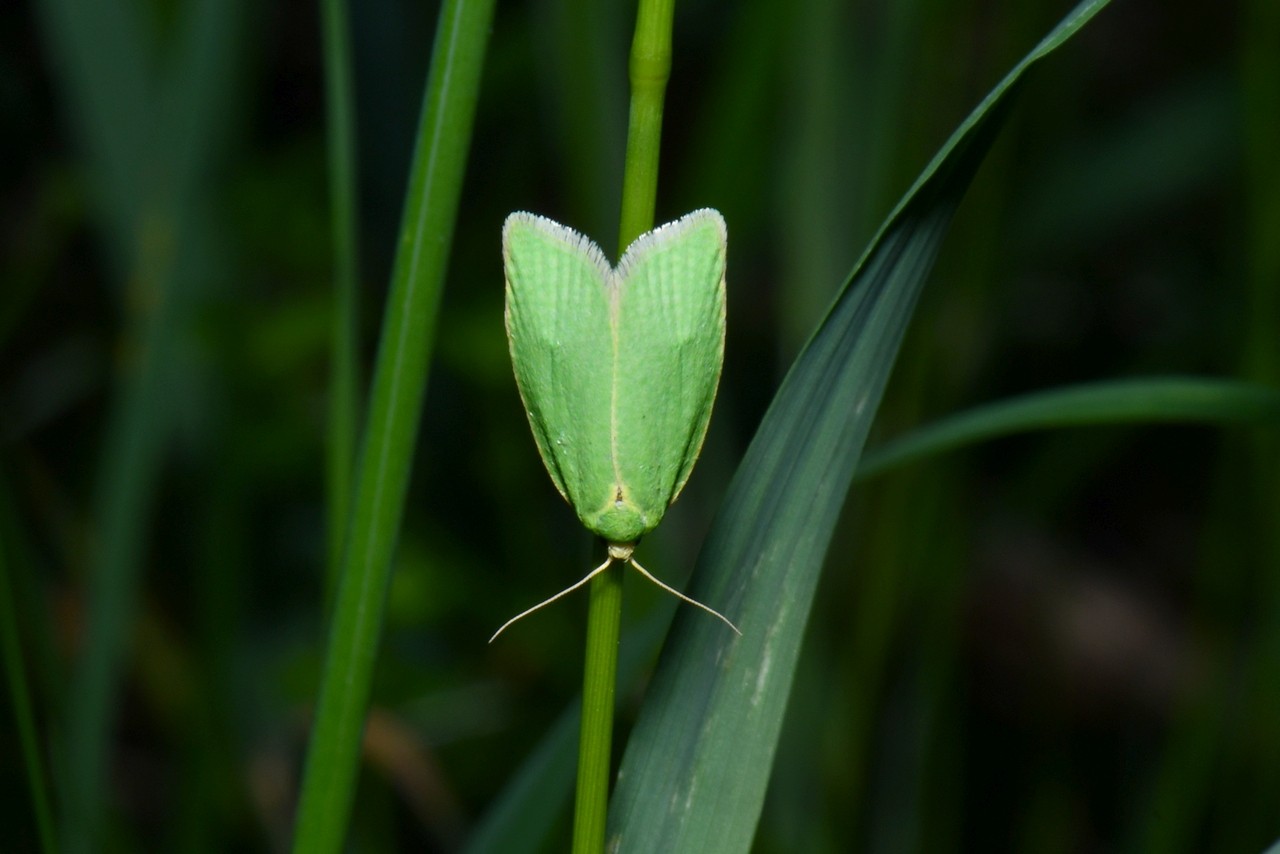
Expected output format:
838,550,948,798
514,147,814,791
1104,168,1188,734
2,0,1277,850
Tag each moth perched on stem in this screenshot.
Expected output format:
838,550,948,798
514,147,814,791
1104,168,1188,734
493,209,739,641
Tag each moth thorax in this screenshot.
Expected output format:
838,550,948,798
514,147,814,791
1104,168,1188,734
607,542,636,561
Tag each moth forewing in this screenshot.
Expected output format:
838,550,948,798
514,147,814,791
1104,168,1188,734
613,209,728,516
502,213,615,516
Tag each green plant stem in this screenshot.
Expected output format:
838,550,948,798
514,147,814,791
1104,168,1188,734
291,0,495,850
573,565,624,854
573,0,677,850
321,0,361,610
616,0,674,250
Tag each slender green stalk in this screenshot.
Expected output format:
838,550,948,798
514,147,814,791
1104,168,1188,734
574,0,677,850
572,567,624,854
291,0,494,850
0,514,56,854
321,0,361,609
616,0,674,250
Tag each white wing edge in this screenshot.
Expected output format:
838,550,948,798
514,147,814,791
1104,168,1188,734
614,208,727,280
502,211,614,282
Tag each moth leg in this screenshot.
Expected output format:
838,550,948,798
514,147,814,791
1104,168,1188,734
489,555,615,643
627,557,741,636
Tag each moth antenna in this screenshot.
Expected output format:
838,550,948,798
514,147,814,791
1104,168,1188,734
627,557,742,636
489,555,615,643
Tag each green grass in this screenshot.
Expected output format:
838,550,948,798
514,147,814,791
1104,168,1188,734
291,0,496,849
4,0,1279,851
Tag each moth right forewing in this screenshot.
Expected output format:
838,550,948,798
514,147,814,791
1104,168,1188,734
613,210,728,518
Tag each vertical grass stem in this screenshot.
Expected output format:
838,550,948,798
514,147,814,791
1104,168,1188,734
291,0,495,849
574,0,677,850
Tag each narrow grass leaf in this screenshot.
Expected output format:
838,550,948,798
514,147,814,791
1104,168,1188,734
856,377,1280,481
606,2,1112,851
291,0,496,850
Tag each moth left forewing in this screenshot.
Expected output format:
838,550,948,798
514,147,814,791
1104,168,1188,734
503,213,616,516
613,210,727,524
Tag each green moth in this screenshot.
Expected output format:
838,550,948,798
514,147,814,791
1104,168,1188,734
492,209,739,641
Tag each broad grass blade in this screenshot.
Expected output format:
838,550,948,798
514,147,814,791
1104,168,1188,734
606,2,1113,850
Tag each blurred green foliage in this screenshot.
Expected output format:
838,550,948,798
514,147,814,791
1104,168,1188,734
1,0,1277,851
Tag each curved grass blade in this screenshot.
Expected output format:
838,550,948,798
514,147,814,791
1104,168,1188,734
856,377,1280,481
606,1,1112,850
